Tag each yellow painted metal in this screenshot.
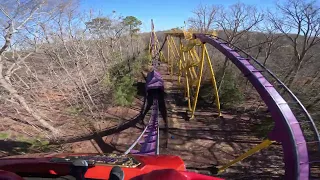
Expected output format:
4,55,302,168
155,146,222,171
182,41,196,52
178,38,182,86
167,36,170,74
189,51,198,80
204,45,221,116
190,43,205,119
218,139,274,174
167,39,175,79
182,49,192,111
148,36,152,62
170,37,180,58
169,36,180,80
183,29,193,40
211,30,218,37
156,28,222,119
164,30,185,38
191,48,200,63
187,51,196,80
187,53,194,80
168,37,181,79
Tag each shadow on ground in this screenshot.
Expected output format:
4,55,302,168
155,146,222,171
0,140,32,157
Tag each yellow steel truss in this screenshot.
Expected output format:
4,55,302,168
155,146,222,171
161,29,221,118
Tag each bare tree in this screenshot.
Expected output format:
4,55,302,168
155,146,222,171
216,2,264,91
188,4,219,33
0,0,146,145
243,24,283,65
0,0,61,136
269,0,320,88
259,28,283,66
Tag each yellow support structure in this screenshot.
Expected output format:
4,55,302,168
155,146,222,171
187,51,197,80
148,36,152,62
170,37,180,58
169,36,180,79
167,36,170,74
182,49,192,111
162,30,222,119
190,43,205,119
178,38,182,86
204,45,221,116
218,139,274,174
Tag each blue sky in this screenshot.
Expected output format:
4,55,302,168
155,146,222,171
80,0,276,32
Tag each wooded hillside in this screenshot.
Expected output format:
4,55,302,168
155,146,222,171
0,0,318,154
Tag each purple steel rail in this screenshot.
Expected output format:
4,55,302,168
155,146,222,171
126,100,160,155
194,34,309,180
125,19,160,155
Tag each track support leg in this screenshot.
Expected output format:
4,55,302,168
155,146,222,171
218,139,274,174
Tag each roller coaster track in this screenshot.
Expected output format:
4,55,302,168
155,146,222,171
124,19,161,155
51,21,319,179
125,100,160,155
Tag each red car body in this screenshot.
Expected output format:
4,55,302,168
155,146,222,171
0,153,223,180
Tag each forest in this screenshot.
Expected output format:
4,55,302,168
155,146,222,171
0,0,319,158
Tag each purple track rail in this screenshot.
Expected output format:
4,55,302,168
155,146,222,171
125,100,160,155
194,34,310,180
125,19,160,155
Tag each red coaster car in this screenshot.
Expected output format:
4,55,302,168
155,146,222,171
0,153,223,180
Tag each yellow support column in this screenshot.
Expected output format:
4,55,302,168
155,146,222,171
178,38,182,86
167,36,170,74
191,48,200,63
148,36,152,62
182,51,192,111
218,139,274,174
189,50,198,79
185,73,192,111
191,48,201,76
170,37,180,76
186,52,194,80
170,37,180,59
160,52,166,63
190,43,205,119
204,45,221,116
